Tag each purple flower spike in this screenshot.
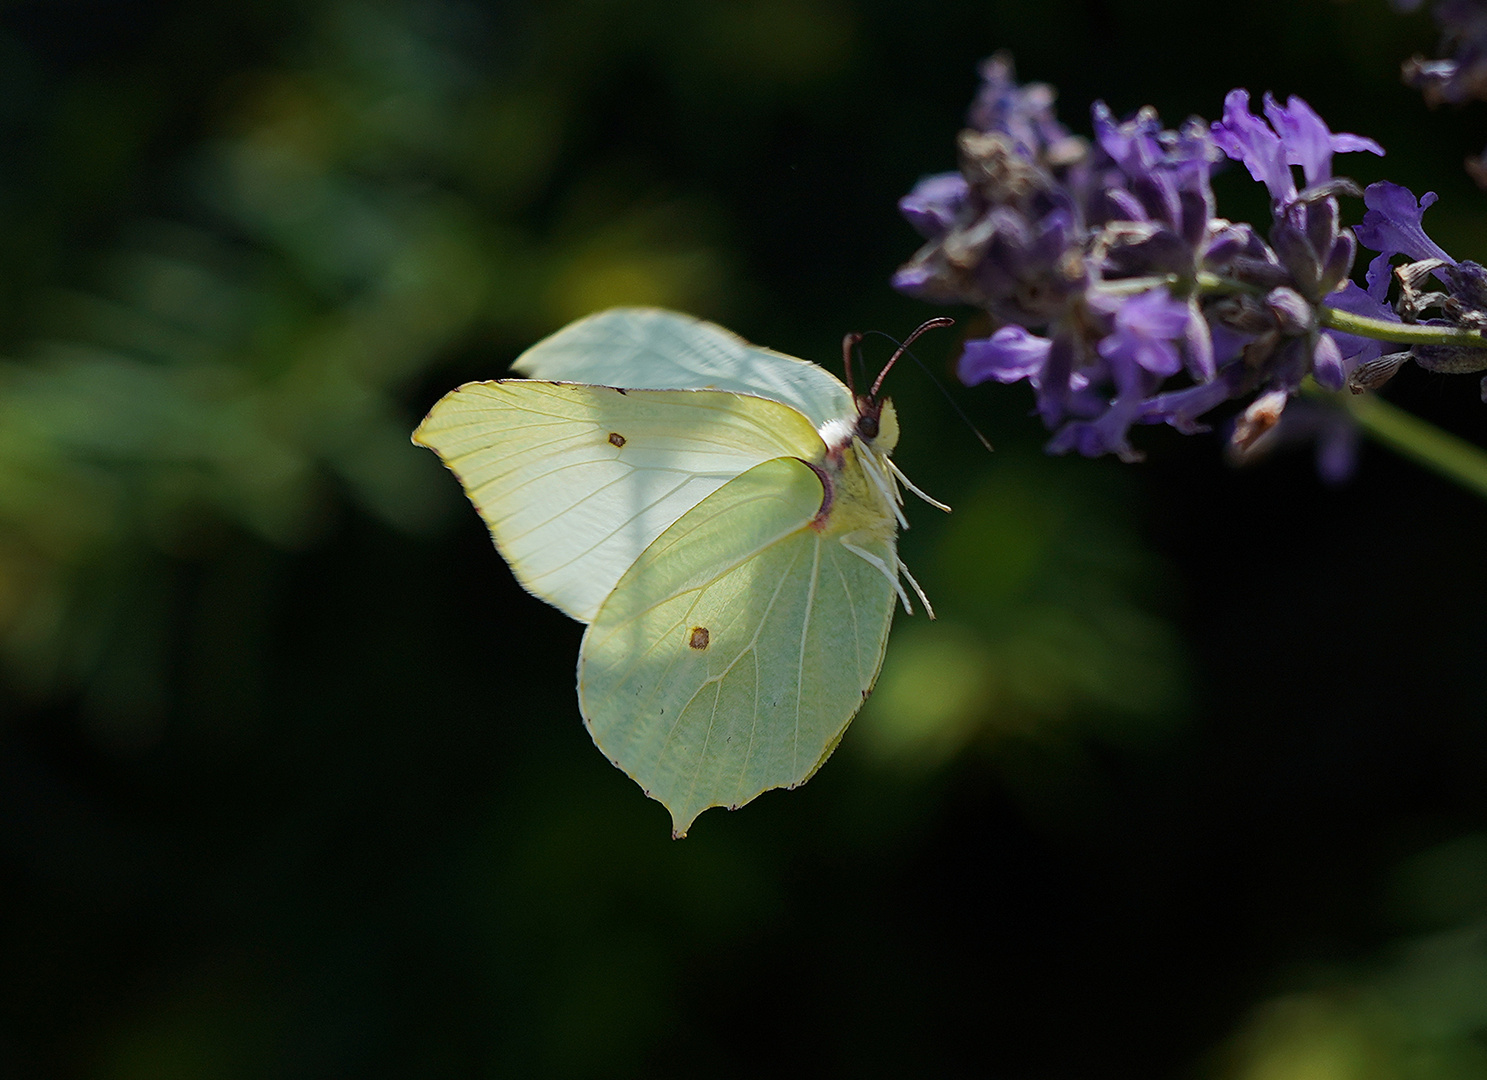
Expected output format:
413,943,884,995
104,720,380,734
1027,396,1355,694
897,56,1424,475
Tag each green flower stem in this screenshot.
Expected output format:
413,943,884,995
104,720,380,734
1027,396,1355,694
1120,277,1487,349
1318,306,1487,348
1185,274,1487,348
1338,390,1487,499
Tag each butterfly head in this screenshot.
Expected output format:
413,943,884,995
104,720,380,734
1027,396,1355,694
836,316,950,455
817,396,898,460
853,396,899,454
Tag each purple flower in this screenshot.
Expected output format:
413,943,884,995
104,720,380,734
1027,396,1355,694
1356,182,1451,262
1355,181,1454,299
1212,91,1380,306
1141,367,1246,434
1096,288,1190,378
967,52,1077,160
899,173,969,240
1090,104,1220,267
1211,90,1382,202
1264,94,1383,187
958,325,1051,384
1211,90,1294,200
1351,180,1487,383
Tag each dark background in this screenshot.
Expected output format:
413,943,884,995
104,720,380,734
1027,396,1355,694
2,0,1485,1076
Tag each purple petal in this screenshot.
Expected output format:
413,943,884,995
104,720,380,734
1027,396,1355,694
1097,289,1190,378
1365,251,1394,302
899,173,969,239
891,262,939,298
958,326,1052,385
1047,396,1145,461
1092,101,1162,175
1311,332,1346,390
1141,369,1244,434
1208,320,1253,367
1263,94,1383,187
1183,302,1216,382
1354,182,1454,264
1214,90,1383,204
1212,89,1293,201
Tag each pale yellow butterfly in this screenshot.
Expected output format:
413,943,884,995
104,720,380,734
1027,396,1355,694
413,308,948,836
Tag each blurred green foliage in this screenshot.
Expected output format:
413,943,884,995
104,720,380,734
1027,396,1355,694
1,0,1485,1077
1218,833,1487,1080
860,454,1186,766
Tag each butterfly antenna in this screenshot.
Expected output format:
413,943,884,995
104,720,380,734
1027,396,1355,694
868,317,953,398
863,320,994,453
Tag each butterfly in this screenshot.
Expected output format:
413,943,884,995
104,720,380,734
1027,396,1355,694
413,307,948,836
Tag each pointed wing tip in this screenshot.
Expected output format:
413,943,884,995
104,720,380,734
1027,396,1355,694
666,797,728,840
666,796,752,838
663,783,800,838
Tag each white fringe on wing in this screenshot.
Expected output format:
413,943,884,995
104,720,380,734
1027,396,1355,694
841,541,914,614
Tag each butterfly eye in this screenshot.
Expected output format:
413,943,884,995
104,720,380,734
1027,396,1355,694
857,413,880,440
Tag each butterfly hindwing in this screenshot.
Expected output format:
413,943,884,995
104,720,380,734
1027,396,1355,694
578,457,898,837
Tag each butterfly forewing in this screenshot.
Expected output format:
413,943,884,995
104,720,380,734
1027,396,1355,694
510,307,855,430
413,382,823,623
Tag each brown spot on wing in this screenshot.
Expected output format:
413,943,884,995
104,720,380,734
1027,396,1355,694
688,626,710,650
608,432,626,447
